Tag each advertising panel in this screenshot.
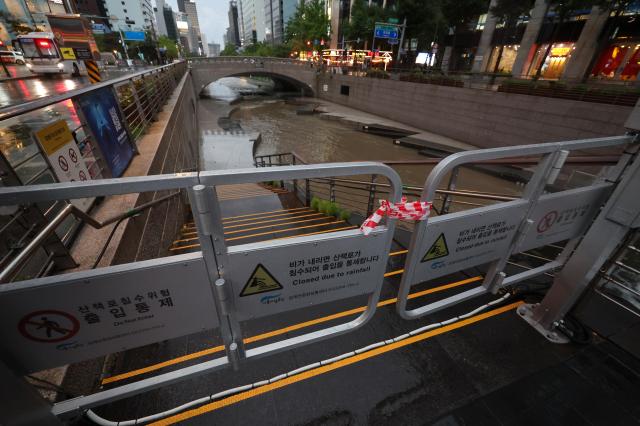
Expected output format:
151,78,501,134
74,87,134,177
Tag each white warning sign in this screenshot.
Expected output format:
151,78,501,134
0,253,219,373
34,120,93,211
519,184,611,252
228,230,389,321
411,201,528,283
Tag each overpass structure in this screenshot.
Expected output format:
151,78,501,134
189,57,319,96
0,61,639,425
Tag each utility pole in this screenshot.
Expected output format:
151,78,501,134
396,17,406,63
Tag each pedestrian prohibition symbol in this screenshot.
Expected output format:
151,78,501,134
18,310,80,343
422,233,449,262
58,155,69,172
240,264,283,297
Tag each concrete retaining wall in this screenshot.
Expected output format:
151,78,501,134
111,71,199,265
70,70,199,270
317,75,632,148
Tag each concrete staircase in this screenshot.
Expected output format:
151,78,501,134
169,184,358,253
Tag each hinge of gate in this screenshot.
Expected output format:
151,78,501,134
512,219,534,254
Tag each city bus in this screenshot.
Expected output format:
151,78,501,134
16,15,100,76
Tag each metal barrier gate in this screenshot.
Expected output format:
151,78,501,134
1,134,639,423
396,135,637,328
0,162,401,421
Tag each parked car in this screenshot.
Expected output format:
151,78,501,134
0,50,25,64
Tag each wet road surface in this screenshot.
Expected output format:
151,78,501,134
0,66,146,108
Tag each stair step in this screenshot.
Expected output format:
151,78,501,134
181,211,324,233
169,223,358,253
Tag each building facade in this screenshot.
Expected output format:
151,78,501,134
227,0,240,46
103,0,154,32
264,0,282,43
239,0,265,46
178,0,201,54
71,0,109,26
208,41,220,56
450,0,640,81
0,0,71,42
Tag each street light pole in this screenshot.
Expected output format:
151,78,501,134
396,17,406,63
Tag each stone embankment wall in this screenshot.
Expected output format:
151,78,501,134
318,75,632,148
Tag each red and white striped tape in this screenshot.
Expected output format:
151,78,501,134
360,197,432,235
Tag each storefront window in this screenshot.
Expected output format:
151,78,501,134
528,42,575,79
486,45,519,73
591,44,640,80
621,46,640,80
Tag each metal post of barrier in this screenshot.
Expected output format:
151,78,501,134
330,179,336,202
519,139,640,340
367,175,377,217
128,80,148,128
188,185,245,368
440,166,459,215
292,154,298,196
481,150,565,293
305,178,311,206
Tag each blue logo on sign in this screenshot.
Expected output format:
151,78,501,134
431,261,446,270
260,294,284,305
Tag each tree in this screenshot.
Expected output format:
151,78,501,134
344,0,369,48
343,0,389,49
396,0,444,54
157,35,179,60
221,44,238,56
490,0,535,73
242,41,291,57
285,0,330,52
441,0,490,70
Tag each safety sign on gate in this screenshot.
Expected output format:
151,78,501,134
227,229,390,321
415,201,528,282
35,120,93,210
0,253,219,373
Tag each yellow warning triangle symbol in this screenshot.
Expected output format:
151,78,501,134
240,264,283,297
421,233,449,262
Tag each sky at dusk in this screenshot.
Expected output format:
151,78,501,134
162,0,228,46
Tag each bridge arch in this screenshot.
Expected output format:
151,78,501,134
189,58,318,98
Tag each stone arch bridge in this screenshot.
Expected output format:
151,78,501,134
188,57,319,96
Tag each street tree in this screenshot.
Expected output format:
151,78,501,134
396,0,444,53
221,44,239,56
441,0,490,69
157,35,179,60
285,0,330,52
344,0,390,49
489,0,535,73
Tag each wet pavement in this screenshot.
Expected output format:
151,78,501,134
0,65,146,108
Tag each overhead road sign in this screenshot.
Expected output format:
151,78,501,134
374,24,399,40
123,31,145,42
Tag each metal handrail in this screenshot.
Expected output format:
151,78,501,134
0,192,180,283
0,61,187,121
